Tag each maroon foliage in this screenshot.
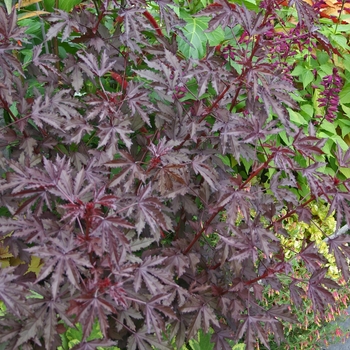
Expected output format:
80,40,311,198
0,1,349,349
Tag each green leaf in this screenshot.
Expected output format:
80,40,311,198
232,344,246,350
0,206,11,218
340,103,350,116
177,16,224,59
4,0,12,14
340,84,350,105
330,135,349,150
206,27,225,46
229,60,243,75
300,104,314,118
87,321,103,341
218,154,231,167
319,120,336,135
338,119,350,137
26,289,44,299
231,0,259,11
330,34,349,50
44,0,82,12
66,323,83,343
278,130,292,146
288,109,308,126
59,330,69,350
241,158,253,175
199,0,210,8
290,65,305,77
189,330,214,350
302,70,314,89
342,55,350,72
340,167,350,179
317,51,330,65
0,301,6,317
26,256,43,276
319,63,333,75
319,133,348,150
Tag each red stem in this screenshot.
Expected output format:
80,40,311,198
239,154,274,190
143,11,163,37
267,196,315,230
183,205,225,255
183,154,275,255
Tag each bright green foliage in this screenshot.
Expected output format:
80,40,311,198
43,0,83,12
187,329,214,350
280,6,350,179
265,203,349,349
59,321,119,350
176,12,224,59
231,344,246,350
0,302,5,317
280,203,338,277
180,330,245,350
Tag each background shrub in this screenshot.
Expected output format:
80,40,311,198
1,0,350,349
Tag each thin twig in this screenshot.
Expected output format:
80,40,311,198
36,2,49,54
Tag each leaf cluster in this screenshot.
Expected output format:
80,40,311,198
0,0,350,349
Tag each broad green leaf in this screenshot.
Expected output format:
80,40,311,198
290,65,305,76
319,120,337,135
330,34,349,50
18,17,42,35
319,63,333,75
206,27,225,46
300,104,314,118
177,16,224,59
44,0,82,12
340,83,350,105
342,55,350,72
278,130,292,146
20,49,34,67
317,51,330,65
322,138,332,155
320,133,348,150
340,103,350,116
241,158,253,175
340,167,350,179
338,119,350,137
288,109,308,126
330,135,349,150
231,0,259,11
302,70,314,89
199,0,210,8
230,60,243,75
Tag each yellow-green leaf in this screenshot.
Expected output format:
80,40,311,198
17,10,49,20
16,0,42,8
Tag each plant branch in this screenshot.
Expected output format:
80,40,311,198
36,2,49,54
